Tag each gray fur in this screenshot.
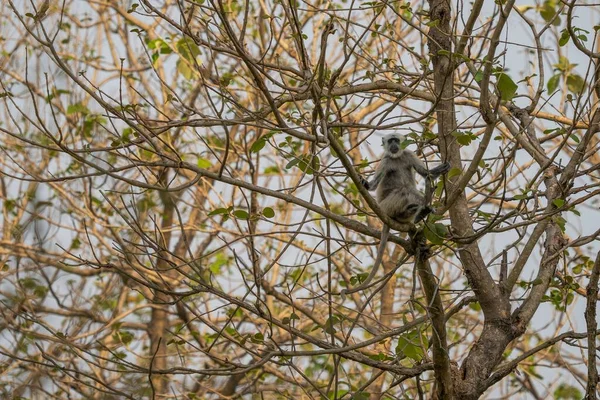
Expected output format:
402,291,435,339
341,133,449,299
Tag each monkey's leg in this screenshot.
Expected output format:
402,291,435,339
413,176,436,223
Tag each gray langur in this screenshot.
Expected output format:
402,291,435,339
341,133,450,299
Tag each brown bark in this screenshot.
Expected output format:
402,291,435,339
585,252,600,399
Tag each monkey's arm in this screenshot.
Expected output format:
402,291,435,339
360,171,382,191
410,152,450,179
429,162,451,178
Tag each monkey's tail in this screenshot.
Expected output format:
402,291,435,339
340,224,390,301
371,224,390,277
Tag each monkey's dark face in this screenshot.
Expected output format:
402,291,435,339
386,136,401,155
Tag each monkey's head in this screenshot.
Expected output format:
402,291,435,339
382,133,404,157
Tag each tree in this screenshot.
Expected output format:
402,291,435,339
0,0,599,398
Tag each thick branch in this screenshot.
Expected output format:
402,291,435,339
586,252,600,400
415,241,452,399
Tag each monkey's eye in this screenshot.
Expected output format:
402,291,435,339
388,138,400,144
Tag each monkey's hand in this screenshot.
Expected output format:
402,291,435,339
359,176,371,191
430,162,451,178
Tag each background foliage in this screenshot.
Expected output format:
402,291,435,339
0,0,599,398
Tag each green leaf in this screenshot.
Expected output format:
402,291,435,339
547,74,561,94
264,166,280,174
208,207,229,216
554,215,567,233
251,332,264,343
197,158,212,168
570,207,580,216
396,330,427,361
262,207,275,218
474,70,484,83
296,154,320,175
233,210,249,220
176,37,201,61
283,312,300,325
285,158,300,169
209,252,229,274
177,59,195,80
540,1,560,26
114,330,134,345
324,316,339,334
447,167,462,179
67,103,90,115
497,73,518,101
566,74,585,93
250,138,266,153
423,223,447,245
147,38,172,54
552,199,565,208
451,130,477,146
554,383,582,400
70,237,81,250
558,29,570,46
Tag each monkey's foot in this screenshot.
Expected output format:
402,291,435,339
417,243,432,259
414,206,433,223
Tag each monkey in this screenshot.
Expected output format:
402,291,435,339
340,133,450,299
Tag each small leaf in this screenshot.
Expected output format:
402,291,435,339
396,330,427,361
558,30,570,47
497,73,518,101
177,60,195,80
324,316,339,334
451,130,477,146
285,158,300,169
547,74,561,94
67,103,90,115
570,134,580,143
296,154,320,175
423,223,447,245
208,207,229,216
566,74,585,93
197,158,212,168
233,210,249,220
552,199,565,207
264,165,280,174
250,138,266,153
251,332,264,343
474,70,484,83
540,1,560,26
262,207,275,218
176,37,201,61
448,167,462,179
